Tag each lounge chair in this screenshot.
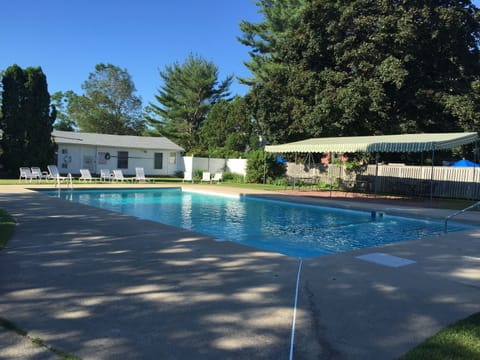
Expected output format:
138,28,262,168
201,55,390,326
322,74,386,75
47,165,68,181
100,169,112,181
212,172,222,183
183,171,193,183
112,169,132,182
31,167,48,181
79,169,99,181
19,167,35,182
201,171,211,183
134,167,151,182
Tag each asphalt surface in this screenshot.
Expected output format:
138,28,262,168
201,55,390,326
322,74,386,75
0,184,479,359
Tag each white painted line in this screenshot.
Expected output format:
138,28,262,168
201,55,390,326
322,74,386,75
289,258,303,360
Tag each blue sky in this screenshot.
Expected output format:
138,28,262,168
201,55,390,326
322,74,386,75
1,0,262,105
2,0,480,107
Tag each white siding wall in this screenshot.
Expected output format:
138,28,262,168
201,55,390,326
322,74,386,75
55,144,182,176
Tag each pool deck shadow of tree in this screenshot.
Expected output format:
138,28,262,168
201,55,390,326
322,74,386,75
0,192,479,359
0,193,301,359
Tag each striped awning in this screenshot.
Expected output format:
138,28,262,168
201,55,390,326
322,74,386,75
264,133,478,154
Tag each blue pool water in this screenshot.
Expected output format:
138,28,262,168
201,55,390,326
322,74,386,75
41,188,474,258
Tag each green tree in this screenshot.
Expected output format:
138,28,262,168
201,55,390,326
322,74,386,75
23,67,56,167
51,91,76,131
238,0,307,85
0,65,27,173
0,70,3,119
198,96,253,157
0,65,55,175
148,53,233,152
69,63,144,135
198,99,230,156
246,149,286,183
241,0,480,144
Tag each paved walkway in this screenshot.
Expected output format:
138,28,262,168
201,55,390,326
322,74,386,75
0,184,479,359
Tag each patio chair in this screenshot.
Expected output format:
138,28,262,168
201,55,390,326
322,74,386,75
19,167,35,182
79,169,99,182
31,167,48,181
47,165,68,181
183,171,193,183
201,171,211,183
134,167,151,182
100,169,112,181
212,172,222,183
112,169,132,182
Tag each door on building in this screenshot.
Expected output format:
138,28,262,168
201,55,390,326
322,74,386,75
83,155,94,172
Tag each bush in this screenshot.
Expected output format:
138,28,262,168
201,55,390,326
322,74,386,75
222,172,245,183
174,170,184,178
193,169,204,182
246,149,286,183
271,177,288,187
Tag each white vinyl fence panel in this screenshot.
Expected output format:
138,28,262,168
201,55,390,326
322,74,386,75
182,157,247,176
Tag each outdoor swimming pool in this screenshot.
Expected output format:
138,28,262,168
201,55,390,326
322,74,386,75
42,188,473,258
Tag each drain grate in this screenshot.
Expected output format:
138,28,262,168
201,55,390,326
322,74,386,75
356,252,416,267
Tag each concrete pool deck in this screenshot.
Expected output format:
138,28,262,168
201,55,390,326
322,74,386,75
0,183,479,359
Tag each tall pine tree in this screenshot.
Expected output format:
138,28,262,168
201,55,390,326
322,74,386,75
147,54,233,153
0,65,56,175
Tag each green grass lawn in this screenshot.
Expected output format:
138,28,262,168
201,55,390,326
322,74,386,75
398,312,480,360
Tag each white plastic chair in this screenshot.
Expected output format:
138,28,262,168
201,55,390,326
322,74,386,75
100,169,112,181
134,167,151,182
201,172,211,183
183,171,193,183
31,167,48,181
112,169,132,182
19,167,35,182
47,165,68,180
212,172,223,183
79,169,99,181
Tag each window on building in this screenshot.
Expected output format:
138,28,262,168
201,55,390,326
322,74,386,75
154,153,163,169
117,151,128,169
169,152,177,165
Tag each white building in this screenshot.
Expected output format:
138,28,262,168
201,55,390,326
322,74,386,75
52,130,184,176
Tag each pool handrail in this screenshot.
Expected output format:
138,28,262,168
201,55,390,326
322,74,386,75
444,200,480,233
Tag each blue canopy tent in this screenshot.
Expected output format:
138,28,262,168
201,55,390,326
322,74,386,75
451,159,480,167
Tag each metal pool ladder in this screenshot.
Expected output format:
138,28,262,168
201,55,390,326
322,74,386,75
444,200,480,233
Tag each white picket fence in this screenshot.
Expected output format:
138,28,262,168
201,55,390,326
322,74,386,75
286,163,480,199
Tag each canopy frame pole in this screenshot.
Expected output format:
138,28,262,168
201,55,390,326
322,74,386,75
473,140,478,200
429,146,436,202
474,140,479,200
263,151,267,185
374,153,379,198
293,153,297,190
328,151,340,197
329,153,333,197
